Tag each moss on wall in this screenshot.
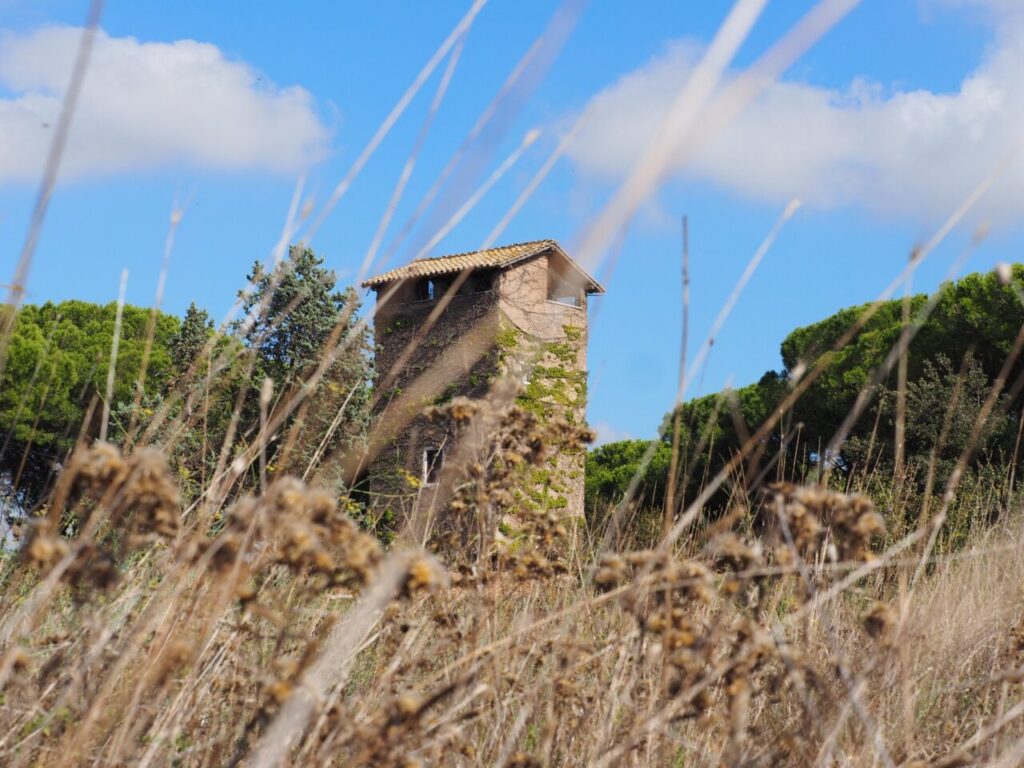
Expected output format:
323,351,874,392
493,320,589,514
510,323,588,426
369,263,591,525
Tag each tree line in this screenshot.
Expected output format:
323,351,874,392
586,266,1024,538
7,254,1024,544
0,246,372,511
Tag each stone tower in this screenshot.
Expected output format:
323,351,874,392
362,239,604,527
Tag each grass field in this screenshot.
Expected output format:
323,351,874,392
4,2,1024,766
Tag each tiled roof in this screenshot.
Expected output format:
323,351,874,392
361,240,604,293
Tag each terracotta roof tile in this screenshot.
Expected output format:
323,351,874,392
361,239,604,293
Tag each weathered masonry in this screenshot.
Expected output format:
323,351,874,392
361,240,604,526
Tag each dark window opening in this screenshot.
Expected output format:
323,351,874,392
456,272,494,295
424,448,444,485
469,273,492,293
415,278,436,302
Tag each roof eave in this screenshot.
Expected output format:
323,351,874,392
361,239,606,295
361,241,554,289
545,241,605,295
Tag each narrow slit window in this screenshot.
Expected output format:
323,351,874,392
423,447,444,485
416,279,436,302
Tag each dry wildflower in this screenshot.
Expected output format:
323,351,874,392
511,549,553,579
266,678,294,707
431,398,591,577
73,440,128,497
259,653,311,717
766,483,886,566
662,558,714,606
120,447,181,546
708,531,764,573
153,640,193,686
22,443,183,595
726,675,751,751
593,553,627,591
426,395,479,425
400,556,448,597
862,602,896,644
25,521,69,571
1010,615,1024,659
9,646,30,673
554,676,578,698
66,543,118,590
392,692,423,721
203,477,382,587
509,752,541,768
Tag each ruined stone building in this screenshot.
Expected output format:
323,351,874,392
361,239,604,527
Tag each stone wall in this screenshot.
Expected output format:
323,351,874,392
368,286,502,531
366,247,592,530
498,254,589,519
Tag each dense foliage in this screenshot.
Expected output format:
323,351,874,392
235,245,373,482
585,439,671,515
587,266,1024,525
0,300,179,501
0,245,373,508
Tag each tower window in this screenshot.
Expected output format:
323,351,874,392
457,272,493,295
470,273,493,293
416,278,436,301
423,447,445,485
547,273,581,307
414,277,457,301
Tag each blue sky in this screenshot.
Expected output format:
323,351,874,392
1,0,1023,444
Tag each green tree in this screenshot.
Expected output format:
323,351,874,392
587,266,1024,528
171,302,213,373
780,266,1024,458
237,246,358,387
0,300,179,503
844,353,1014,488
111,309,244,504
585,439,672,520
234,245,373,481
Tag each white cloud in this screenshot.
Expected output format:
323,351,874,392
0,26,331,182
567,10,1024,224
591,421,633,446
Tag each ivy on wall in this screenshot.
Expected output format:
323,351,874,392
497,318,588,515
370,310,590,528
499,321,587,422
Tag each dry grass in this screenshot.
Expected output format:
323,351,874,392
2,426,1024,766
3,3,1024,765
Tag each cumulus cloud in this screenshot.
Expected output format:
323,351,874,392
567,9,1024,224
0,26,331,182
591,421,633,446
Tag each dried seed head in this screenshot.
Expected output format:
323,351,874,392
74,441,128,497
26,526,69,571
708,532,763,573
862,602,896,643
996,261,1013,286
509,752,541,768
153,640,193,686
395,692,422,719
765,483,885,565
259,376,274,408
594,553,627,591
401,556,448,597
